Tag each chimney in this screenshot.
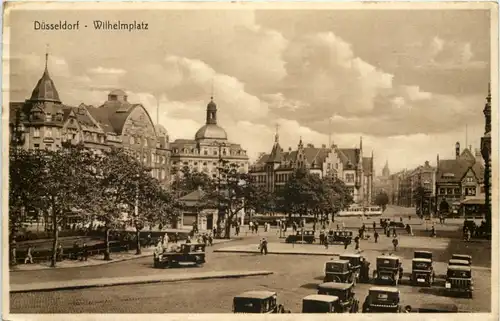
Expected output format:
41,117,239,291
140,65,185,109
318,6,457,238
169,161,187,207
475,148,483,165
455,142,460,159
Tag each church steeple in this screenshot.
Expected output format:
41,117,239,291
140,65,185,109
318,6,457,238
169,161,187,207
382,160,390,177
28,48,61,103
268,124,283,163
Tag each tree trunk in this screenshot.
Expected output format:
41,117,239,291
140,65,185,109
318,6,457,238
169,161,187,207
224,216,232,239
104,225,111,260
50,207,58,268
135,227,142,255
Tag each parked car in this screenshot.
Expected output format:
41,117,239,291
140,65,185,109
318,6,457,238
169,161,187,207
411,258,434,286
285,230,316,244
326,230,353,245
414,250,433,261
153,243,205,268
324,259,355,284
451,254,472,265
445,265,474,298
339,253,363,281
362,286,402,313
302,294,339,313
317,282,359,313
373,255,402,286
232,291,289,313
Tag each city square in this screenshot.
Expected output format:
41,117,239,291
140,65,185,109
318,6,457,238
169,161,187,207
5,4,495,317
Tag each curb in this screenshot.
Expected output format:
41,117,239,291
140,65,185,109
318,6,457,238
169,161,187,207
10,270,274,293
10,238,239,272
214,249,363,256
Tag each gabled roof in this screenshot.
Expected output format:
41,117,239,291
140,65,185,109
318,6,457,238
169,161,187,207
268,142,283,163
86,103,145,135
437,159,478,183
338,148,358,169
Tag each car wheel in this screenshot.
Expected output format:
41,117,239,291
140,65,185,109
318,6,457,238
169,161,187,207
333,276,342,283
468,292,473,299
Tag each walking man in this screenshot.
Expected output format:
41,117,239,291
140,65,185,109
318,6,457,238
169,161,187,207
354,235,360,252
374,230,379,243
392,236,399,252
343,237,349,250
372,221,376,231
259,238,268,255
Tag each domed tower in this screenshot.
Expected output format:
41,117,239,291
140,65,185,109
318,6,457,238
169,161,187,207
194,97,228,141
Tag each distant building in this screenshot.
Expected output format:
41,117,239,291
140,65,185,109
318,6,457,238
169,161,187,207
373,160,392,198
435,142,485,216
169,97,250,180
9,53,170,186
250,133,374,205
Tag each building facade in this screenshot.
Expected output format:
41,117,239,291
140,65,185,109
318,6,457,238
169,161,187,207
169,97,249,179
373,160,392,198
480,86,492,227
9,54,171,186
435,142,485,216
250,134,374,205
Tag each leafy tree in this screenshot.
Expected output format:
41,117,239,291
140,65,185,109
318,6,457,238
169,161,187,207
374,191,390,211
172,166,212,198
85,148,145,260
205,162,263,239
282,168,320,220
319,176,354,221
37,145,96,267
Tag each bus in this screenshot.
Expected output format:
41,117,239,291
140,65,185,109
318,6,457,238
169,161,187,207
338,205,383,217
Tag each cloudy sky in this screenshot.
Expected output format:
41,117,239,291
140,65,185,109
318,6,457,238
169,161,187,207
6,5,492,174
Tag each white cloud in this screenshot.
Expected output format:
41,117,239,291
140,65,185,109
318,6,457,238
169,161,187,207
87,67,127,75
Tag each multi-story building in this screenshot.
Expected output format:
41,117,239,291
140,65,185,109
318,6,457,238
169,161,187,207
169,97,250,231
435,142,485,215
9,53,171,186
250,134,374,205
169,97,249,179
480,85,492,227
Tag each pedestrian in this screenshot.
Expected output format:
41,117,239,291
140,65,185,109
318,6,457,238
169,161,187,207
213,227,217,238
400,217,403,223
249,221,254,234
72,241,80,260
147,233,152,247
259,238,268,255
255,222,259,234
354,235,360,252
343,237,349,250
202,233,208,246
24,246,34,264
431,224,436,238
336,224,339,230
374,230,379,243
372,221,376,231
208,233,213,246
81,243,88,261
56,243,64,262
235,224,240,236
319,229,325,246
392,227,397,238
392,237,399,252
10,240,17,266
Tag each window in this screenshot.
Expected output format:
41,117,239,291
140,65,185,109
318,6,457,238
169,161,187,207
214,150,218,156
54,128,60,138
45,128,52,137
130,136,135,145
465,177,474,183
204,150,208,155
34,143,40,149
45,144,52,149
46,113,52,122
465,187,476,196
447,188,453,195
33,128,40,138
454,188,460,194
440,188,446,195
345,173,355,183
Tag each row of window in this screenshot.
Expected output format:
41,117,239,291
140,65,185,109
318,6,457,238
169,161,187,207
438,187,476,196
172,147,246,157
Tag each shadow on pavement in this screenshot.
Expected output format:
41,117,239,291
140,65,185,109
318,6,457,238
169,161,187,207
300,283,320,290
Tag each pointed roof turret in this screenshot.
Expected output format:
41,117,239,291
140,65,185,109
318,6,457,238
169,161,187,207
382,159,390,177
28,48,61,103
268,124,282,163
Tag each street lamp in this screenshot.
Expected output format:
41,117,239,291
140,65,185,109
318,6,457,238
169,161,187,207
212,141,229,238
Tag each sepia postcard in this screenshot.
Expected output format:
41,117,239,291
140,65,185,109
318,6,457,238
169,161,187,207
2,2,498,321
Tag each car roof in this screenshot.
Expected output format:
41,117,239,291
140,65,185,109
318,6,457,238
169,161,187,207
413,258,432,263
184,243,204,246
369,286,399,293
447,265,472,271
340,254,361,258
415,251,432,255
303,294,339,303
377,255,400,260
326,259,350,264
449,259,470,264
235,291,276,299
452,254,472,258
318,282,353,290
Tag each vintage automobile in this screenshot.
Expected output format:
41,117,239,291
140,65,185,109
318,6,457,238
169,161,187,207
362,286,402,313
414,250,433,261
411,258,434,286
373,255,402,286
448,259,470,267
302,294,339,313
153,243,206,268
451,254,472,265
317,282,359,313
417,303,459,313
233,291,289,313
339,254,363,280
324,259,355,284
328,230,353,244
285,230,316,244
445,265,474,298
